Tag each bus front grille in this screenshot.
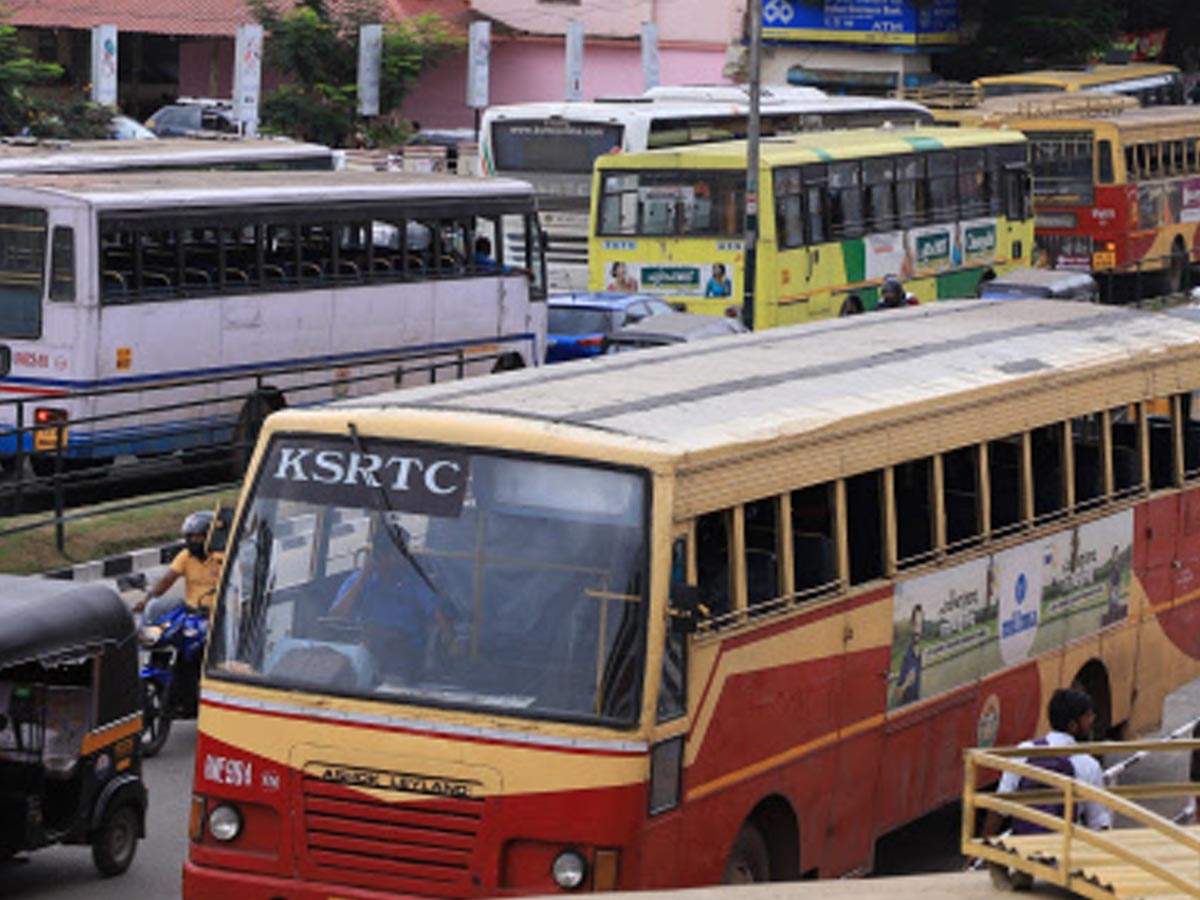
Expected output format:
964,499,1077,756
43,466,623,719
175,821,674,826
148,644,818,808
300,773,484,896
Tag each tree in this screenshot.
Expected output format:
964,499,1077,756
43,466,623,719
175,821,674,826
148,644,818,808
0,21,62,134
251,0,462,148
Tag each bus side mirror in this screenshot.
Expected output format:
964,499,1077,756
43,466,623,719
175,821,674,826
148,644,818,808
669,583,701,635
206,505,235,555
539,228,550,250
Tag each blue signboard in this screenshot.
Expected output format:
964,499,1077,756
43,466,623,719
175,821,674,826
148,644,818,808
762,0,959,46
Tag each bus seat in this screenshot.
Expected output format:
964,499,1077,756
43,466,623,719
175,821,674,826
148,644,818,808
225,268,250,284
263,264,286,282
337,260,361,279
183,267,211,286
101,270,128,296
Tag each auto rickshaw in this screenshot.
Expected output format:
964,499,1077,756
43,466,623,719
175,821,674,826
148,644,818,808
0,575,147,875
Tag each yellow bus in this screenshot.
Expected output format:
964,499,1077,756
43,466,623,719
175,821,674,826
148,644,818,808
974,63,1183,106
588,126,1033,326
186,299,1200,896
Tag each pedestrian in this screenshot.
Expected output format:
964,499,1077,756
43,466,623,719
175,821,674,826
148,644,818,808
983,688,1113,838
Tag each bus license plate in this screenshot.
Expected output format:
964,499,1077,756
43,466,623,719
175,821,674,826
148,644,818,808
1092,251,1116,270
34,426,67,453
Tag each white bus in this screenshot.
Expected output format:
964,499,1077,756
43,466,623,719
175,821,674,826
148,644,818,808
479,92,934,288
0,138,338,175
0,170,546,472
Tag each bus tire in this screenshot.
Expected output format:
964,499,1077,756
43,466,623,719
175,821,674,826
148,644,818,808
1166,238,1188,295
492,352,525,373
839,296,863,317
231,389,285,478
722,823,770,884
1071,660,1113,742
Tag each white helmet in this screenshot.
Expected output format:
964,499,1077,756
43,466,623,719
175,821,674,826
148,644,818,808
181,510,213,537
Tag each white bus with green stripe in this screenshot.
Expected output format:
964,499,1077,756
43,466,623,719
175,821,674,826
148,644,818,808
589,126,1033,327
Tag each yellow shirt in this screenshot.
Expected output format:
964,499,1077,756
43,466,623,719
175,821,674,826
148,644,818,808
169,549,224,609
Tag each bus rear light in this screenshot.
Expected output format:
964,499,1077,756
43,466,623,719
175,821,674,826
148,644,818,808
34,407,66,425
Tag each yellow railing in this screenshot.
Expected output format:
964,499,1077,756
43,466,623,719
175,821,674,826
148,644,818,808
961,738,1200,897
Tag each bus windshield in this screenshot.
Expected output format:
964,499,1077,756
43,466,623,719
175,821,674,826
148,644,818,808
208,435,648,727
1028,131,1094,203
0,207,46,338
491,120,624,174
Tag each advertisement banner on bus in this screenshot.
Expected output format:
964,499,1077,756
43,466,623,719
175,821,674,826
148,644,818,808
888,509,1132,710
762,0,960,47
605,262,735,299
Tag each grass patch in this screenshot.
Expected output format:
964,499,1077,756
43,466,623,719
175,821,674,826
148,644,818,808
0,486,240,575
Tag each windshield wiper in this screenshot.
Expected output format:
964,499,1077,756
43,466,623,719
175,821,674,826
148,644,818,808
346,422,443,600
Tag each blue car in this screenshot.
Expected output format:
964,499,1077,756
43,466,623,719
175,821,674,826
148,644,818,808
546,292,680,363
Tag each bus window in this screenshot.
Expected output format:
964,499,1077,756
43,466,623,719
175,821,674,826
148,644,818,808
846,470,884,586
803,165,828,244
1031,422,1066,521
656,536,688,724
1182,392,1200,478
943,445,981,549
894,457,934,568
896,156,926,228
774,167,804,249
695,510,731,620
744,497,780,609
49,226,74,303
988,433,1025,534
1071,413,1105,509
1028,132,1094,203
790,482,836,598
1111,404,1144,495
1097,140,1114,185
864,157,897,232
926,152,958,225
958,149,987,219
0,207,46,337
1147,397,1176,491
828,161,864,239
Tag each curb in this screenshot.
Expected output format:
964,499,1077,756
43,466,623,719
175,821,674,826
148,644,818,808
45,540,185,589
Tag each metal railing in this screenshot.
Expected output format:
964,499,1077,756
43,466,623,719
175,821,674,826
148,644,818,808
961,734,1200,896
0,342,519,549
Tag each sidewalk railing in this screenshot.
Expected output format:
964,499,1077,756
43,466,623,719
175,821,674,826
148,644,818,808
961,735,1200,896
0,342,517,549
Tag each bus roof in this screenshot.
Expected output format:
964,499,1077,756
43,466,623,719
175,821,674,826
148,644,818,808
0,169,535,210
945,103,1200,137
482,95,931,124
595,125,1025,170
330,301,1200,464
974,63,1179,91
0,138,333,174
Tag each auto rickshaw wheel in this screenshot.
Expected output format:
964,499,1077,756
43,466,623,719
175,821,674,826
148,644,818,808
92,803,139,877
141,680,172,758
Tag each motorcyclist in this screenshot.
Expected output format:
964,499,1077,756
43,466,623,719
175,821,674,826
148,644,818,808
134,511,222,615
879,275,910,309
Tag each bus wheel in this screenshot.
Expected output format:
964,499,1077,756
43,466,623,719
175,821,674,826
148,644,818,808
231,389,285,478
1071,660,1114,749
1166,238,1189,295
492,352,525,374
722,823,770,884
839,297,863,317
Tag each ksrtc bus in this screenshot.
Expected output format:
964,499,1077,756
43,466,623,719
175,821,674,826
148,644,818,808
0,170,546,470
189,299,1200,896
589,125,1033,325
480,93,933,288
0,138,338,175
974,64,1184,106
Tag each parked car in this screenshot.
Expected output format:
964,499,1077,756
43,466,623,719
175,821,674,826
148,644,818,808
145,99,238,137
546,291,681,362
977,268,1098,302
109,115,157,140
604,312,747,353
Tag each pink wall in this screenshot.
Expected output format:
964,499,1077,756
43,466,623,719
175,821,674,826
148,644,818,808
401,38,730,129
178,38,286,102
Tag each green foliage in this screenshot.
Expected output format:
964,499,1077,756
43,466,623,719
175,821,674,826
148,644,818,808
27,99,113,140
251,0,462,147
0,22,64,135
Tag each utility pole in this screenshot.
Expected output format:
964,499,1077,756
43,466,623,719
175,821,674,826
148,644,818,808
741,0,761,331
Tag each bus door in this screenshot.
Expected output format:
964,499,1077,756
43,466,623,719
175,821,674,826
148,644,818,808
640,526,692,886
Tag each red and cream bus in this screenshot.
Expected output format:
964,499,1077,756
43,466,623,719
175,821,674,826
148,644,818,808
186,300,1200,896
946,101,1200,295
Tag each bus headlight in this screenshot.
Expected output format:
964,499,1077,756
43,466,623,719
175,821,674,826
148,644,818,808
208,804,242,842
552,850,586,890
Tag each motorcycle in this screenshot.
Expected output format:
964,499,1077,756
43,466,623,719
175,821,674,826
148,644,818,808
138,598,208,758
